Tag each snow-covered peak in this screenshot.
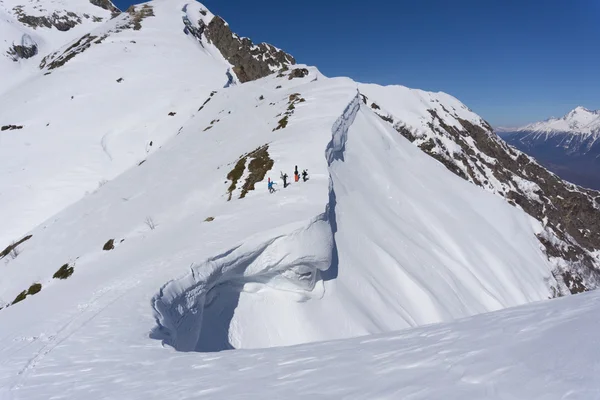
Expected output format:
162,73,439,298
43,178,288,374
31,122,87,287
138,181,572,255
568,105,598,115
517,106,600,135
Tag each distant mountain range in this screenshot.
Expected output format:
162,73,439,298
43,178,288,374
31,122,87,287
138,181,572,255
497,107,600,190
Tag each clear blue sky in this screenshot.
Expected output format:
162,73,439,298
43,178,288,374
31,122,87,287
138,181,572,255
113,0,600,127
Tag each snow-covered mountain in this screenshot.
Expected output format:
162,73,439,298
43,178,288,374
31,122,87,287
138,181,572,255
0,0,295,248
498,107,600,190
507,106,600,135
0,0,118,91
1,0,600,397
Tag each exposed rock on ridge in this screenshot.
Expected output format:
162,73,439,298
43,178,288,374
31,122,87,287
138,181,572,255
7,42,38,60
13,6,83,31
362,94,600,295
202,16,295,82
89,0,121,16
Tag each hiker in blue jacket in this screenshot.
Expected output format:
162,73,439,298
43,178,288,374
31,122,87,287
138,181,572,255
268,177,277,193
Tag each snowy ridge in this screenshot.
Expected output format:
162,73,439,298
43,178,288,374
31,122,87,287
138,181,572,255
358,85,600,294
152,91,361,352
0,63,571,396
1,0,600,397
1,65,559,349
325,90,360,164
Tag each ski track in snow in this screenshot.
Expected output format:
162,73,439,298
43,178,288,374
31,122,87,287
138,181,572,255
9,277,141,392
100,133,113,161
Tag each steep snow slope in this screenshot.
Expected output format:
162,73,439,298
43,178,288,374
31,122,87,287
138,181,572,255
0,0,238,246
179,96,555,350
358,85,600,293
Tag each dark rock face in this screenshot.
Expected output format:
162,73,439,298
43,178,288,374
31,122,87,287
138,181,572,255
14,7,83,31
203,16,295,82
288,68,308,80
1,125,23,131
89,0,120,16
36,3,147,72
40,33,107,70
361,93,600,295
7,43,38,61
12,2,118,31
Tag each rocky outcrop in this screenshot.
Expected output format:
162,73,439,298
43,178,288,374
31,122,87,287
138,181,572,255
363,94,600,295
202,16,295,83
13,6,84,31
38,4,149,71
1,125,23,131
89,0,120,17
125,4,154,30
7,43,37,61
288,68,309,80
40,33,107,70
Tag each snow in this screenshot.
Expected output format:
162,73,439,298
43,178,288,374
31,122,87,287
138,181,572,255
0,0,234,246
515,106,600,136
0,0,591,398
0,0,113,92
0,59,562,395
2,273,600,398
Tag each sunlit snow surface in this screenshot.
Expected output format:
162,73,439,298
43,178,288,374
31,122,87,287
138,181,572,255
0,67,562,396
3,288,600,398
0,0,232,246
0,1,585,398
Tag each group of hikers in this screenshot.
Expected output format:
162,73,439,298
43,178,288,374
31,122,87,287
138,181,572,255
267,165,308,193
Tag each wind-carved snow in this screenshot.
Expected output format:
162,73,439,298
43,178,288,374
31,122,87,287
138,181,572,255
151,218,333,352
151,92,362,352
149,85,557,353
325,90,360,164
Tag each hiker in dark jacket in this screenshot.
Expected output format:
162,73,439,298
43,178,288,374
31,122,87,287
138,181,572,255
281,171,288,188
302,169,309,182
